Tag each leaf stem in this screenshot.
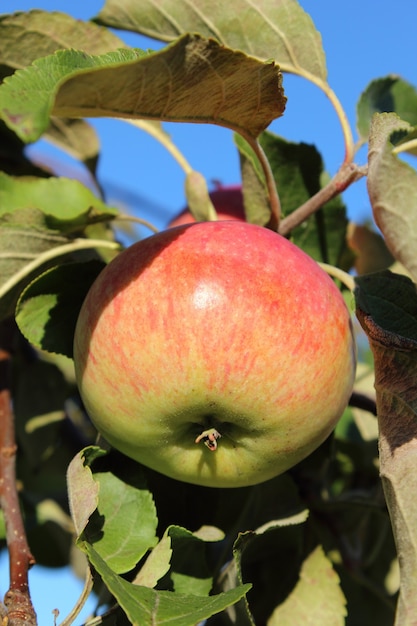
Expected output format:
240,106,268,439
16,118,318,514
114,214,159,234
125,119,193,175
392,139,417,155
244,135,282,230
0,344,37,625
58,565,94,626
0,239,121,303
318,262,355,292
283,66,355,164
279,162,366,237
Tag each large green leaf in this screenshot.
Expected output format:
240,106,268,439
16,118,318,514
0,35,285,143
84,544,251,626
85,471,158,574
367,112,417,283
95,0,327,81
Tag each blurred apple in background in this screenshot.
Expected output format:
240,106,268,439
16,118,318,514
168,183,245,228
74,221,356,488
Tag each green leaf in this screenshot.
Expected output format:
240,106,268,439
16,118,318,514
84,471,158,574
259,132,323,216
15,260,105,358
133,532,173,589
267,546,347,625
95,0,327,81
0,35,285,143
85,544,251,626
163,525,218,596
0,172,118,231
357,75,417,143
367,112,417,283
229,506,308,626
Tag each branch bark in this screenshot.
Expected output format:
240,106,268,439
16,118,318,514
278,162,367,237
0,344,37,626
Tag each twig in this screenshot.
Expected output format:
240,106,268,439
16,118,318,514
278,162,366,237
0,347,37,626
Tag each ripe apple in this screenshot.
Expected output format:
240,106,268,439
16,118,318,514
168,183,245,228
73,221,356,488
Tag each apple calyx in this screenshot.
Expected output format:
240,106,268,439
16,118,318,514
195,428,222,451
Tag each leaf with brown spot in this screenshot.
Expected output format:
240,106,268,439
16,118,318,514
355,270,417,624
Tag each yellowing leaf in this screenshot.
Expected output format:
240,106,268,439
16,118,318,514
267,546,346,626
0,35,285,143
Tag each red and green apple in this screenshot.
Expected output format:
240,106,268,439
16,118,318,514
73,221,356,488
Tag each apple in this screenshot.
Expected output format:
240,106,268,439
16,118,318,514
168,183,245,228
73,221,356,488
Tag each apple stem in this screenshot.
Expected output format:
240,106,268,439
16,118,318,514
195,428,221,451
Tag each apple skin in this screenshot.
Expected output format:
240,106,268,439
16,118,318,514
73,221,356,488
168,184,245,228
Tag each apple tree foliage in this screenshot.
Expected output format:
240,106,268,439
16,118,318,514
0,1,417,625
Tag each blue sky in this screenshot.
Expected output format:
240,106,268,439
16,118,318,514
1,1,417,623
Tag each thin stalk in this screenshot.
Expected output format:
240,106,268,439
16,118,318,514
392,139,417,156
58,566,94,626
243,135,282,230
318,262,355,292
114,214,159,234
125,119,193,175
282,65,355,165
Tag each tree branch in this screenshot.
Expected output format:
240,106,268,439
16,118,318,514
0,345,37,626
278,162,367,237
